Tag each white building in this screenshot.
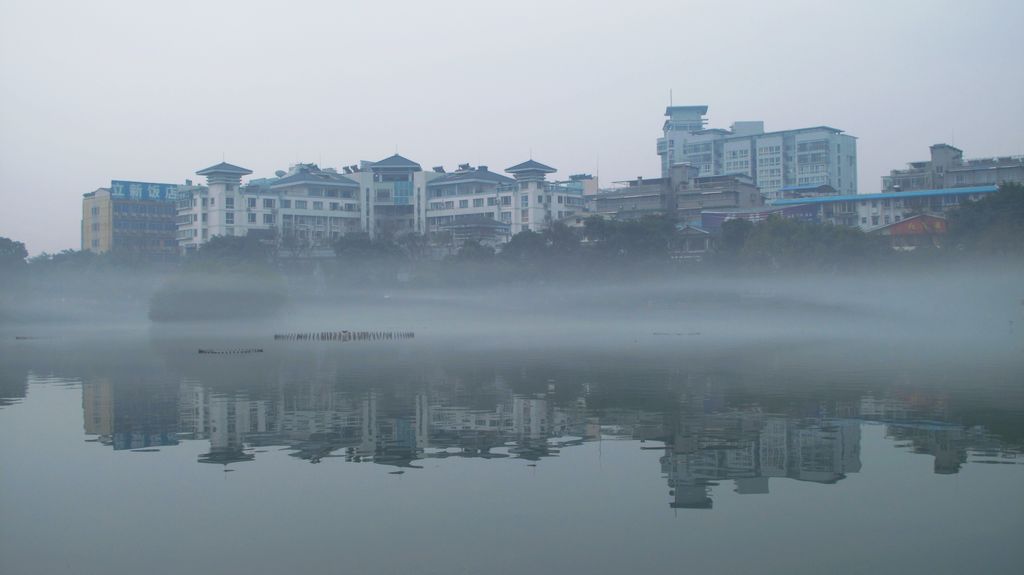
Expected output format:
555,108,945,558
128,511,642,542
657,105,857,200
177,156,588,253
341,154,433,238
177,161,374,253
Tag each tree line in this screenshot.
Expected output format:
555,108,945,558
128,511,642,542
2,182,1021,283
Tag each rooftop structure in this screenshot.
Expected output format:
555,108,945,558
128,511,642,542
883,144,1024,192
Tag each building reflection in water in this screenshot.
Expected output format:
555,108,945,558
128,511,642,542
70,364,1021,510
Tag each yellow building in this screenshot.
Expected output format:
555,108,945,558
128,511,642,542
82,188,114,253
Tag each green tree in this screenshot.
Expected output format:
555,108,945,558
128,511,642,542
738,216,887,270
947,182,1024,255
717,218,754,260
0,237,28,269
453,240,495,261
500,230,548,261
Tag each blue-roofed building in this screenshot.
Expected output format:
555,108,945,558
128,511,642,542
767,185,998,231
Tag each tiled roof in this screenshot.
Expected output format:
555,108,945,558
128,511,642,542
270,170,358,188
195,162,253,176
505,159,556,173
428,168,514,186
769,185,998,206
371,154,421,169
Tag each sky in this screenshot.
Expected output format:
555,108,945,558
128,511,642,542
0,0,1022,254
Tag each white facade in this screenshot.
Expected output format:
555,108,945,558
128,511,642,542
657,105,857,200
426,162,586,236
177,157,588,253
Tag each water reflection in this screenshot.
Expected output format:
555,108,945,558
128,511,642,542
34,342,1014,513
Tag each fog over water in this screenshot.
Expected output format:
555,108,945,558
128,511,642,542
1,263,1023,574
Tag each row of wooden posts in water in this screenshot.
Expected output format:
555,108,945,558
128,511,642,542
193,331,414,354
273,330,415,342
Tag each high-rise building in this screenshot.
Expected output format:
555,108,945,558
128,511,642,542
656,105,857,200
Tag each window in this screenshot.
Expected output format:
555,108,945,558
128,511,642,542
521,209,529,222
263,213,275,224
459,199,469,209
91,239,99,248
248,213,256,223
487,197,496,206
501,196,511,206
330,202,340,211
225,212,234,224
871,216,879,226
473,198,484,208
313,201,323,210
91,206,99,217
860,217,867,224
263,199,275,209
91,222,99,232
280,199,291,208
225,197,234,209
247,198,257,209
201,213,207,223
295,200,308,209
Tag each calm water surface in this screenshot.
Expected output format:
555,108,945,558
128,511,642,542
1,325,1022,575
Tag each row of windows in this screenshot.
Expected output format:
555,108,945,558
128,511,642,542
796,140,829,153
113,203,175,215
113,220,176,231
798,163,828,174
862,215,902,226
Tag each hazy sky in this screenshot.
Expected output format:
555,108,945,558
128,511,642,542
1,0,1021,254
